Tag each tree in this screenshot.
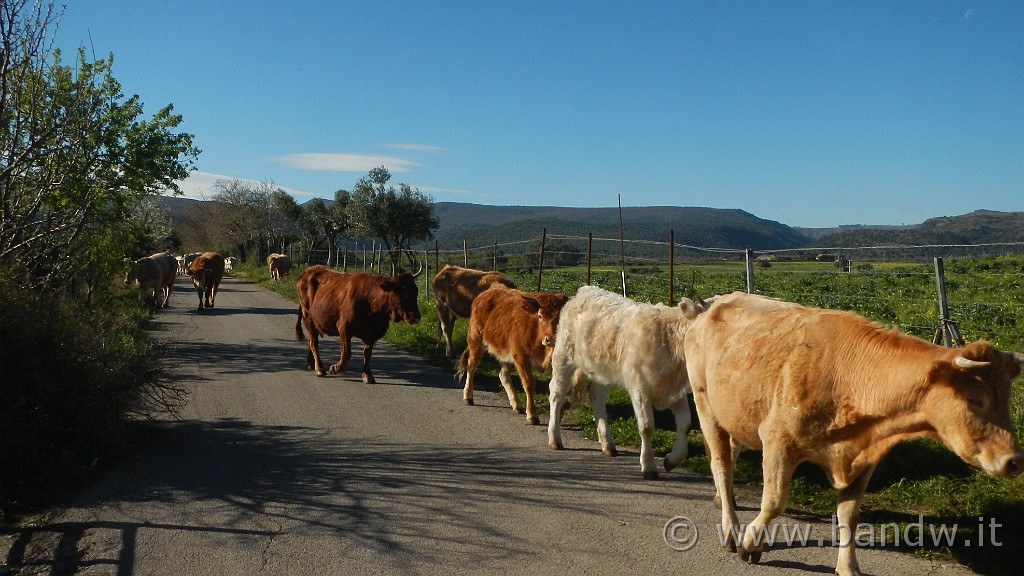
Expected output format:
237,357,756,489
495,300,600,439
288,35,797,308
201,179,294,262
348,166,439,274
0,0,199,290
295,189,350,266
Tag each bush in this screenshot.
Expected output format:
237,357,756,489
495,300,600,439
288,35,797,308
0,279,186,520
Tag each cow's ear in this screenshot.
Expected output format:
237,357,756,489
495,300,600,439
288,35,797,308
519,296,541,314
1001,351,1024,381
380,278,398,292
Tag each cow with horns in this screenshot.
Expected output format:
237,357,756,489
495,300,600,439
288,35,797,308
295,265,423,383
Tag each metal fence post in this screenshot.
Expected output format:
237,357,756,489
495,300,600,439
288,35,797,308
745,249,755,294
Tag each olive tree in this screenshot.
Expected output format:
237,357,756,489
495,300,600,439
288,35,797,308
348,166,438,274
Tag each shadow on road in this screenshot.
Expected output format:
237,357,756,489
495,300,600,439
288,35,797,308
2,417,712,575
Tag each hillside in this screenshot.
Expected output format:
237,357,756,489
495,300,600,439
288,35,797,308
158,195,1024,252
432,203,810,250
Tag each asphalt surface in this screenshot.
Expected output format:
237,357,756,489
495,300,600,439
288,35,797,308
2,276,975,575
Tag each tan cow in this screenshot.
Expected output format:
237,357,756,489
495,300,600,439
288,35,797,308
267,253,292,282
432,264,516,357
456,286,569,425
126,252,177,312
684,291,1024,576
186,252,225,310
546,285,709,479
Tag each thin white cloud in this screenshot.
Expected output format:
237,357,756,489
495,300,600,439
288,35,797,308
277,153,420,173
170,170,318,202
386,143,449,154
965,8,974,20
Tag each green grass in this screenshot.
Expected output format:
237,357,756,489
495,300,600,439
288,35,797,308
237,257,1024,574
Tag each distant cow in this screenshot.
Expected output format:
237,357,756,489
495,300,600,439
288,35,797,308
267,253,291,282
186,252,225,310
432,264,516,357
224,256,236,272
126,252,178,312
180,252,201,275
456,286,569,425
295,266,422,382
546,285,709,479
684,291,1024,575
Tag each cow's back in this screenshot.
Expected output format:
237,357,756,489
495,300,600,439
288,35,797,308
192,252,225,278
685,291,896,448
558,286,692,397
150,252,177,288
434,265,515,317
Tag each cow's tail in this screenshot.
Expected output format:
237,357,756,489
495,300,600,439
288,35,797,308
295,306,306,341
454,348,470,382
569,369,588,406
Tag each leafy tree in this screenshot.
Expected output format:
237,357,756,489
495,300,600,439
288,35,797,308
295,189,350,266
0,0,199,290
348,166,438,274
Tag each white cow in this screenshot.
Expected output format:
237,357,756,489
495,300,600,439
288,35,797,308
224,256,236,272
546,285,710,479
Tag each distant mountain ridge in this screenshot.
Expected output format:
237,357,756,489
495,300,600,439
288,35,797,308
159,196,1024,251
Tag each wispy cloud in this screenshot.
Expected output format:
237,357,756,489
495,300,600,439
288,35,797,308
386,143,449,154
277,153,420,173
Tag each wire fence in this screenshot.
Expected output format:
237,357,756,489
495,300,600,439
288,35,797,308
284,231,1024,352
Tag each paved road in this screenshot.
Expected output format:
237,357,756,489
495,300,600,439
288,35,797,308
2,276,973,575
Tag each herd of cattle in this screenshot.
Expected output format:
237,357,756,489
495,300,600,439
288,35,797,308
124,256,1024,576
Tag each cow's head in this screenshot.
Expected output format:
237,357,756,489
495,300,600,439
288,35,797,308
383,272,421,325
925,341,1024,478
124,259,140,285
519,292,570,348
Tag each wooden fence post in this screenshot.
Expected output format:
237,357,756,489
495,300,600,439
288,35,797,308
423,249,430,301
745,249,755,294
586,232,593,286
668,229,674,306
537,228,547,292
493,241,498,271
463,239,469,267
933,257,964,347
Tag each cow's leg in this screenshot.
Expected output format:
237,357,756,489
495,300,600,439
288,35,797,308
694,391,741,552
462,332,484,405
306,331,324,376
497,363,525,415
629,391,659,480
833,464,876,576
663,395,692,472
739,440,797,565
512,357,539,425
712,438,742,508
328,329,352,375
437,307,455,357
589,384,617,457
546,359,575,450
160,284,172,308
360,342,375,384
207,282,218,308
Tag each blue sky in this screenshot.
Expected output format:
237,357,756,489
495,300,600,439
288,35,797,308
55,1,1022,228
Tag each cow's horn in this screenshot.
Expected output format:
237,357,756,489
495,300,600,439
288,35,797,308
954,356,990,369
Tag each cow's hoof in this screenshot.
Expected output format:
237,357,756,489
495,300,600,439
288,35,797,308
602,447,618,457
739,549,762,564
514,406,526,415
315,371,326,378
464,397,474,406
724,541,737,553
642,469,660,481
549,441,563,450
362,374,375,384
527,415,540,426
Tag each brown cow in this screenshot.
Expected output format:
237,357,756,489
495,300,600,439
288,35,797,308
294,265,421,382
186,252,225,311
456,286,569,425
126,252,177,312
684,291,1024,576
432,264,516,357
267,253,291,282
